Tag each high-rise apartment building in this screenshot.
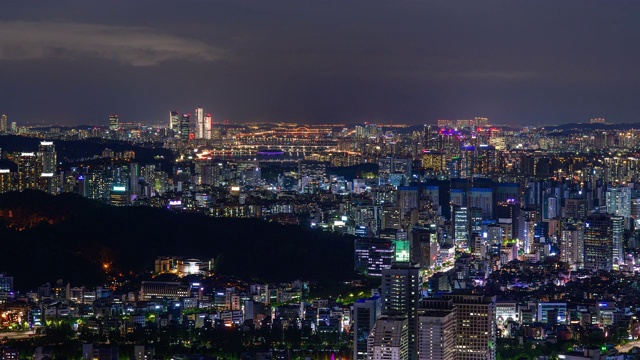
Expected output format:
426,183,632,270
354,296,382,360
606,185,632,219
37,141,58,194
0,169,12,193
17,152,37,191
37,141,56,175
561,222,584,269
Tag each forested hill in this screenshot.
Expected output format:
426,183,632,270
0,191,355,290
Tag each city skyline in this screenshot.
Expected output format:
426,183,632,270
1,0,640,126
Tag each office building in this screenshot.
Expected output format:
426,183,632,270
139,281,188,300
537,302,567,325
606,185,632,219
169,111,180,135
421,151,445,174
108,114,119,131
353,296,382,360
468,188,493,219
195,106,205,139
180,113,190,140
109,184,128,206
204,113,213,140
584,215,615,271
0,274,13,292
453,206,469,250
417,308,456,360
355,238,394,277
439,293,496,360
0,114,7,133
367,315,409,360
612,216,624,265
382,263,421,360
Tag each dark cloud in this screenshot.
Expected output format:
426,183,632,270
0,21,227,66
0,0,639,125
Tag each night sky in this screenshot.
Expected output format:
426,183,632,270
1,0,639,126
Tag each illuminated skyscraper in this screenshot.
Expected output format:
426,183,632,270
353,296,381,360
37,141,57,175
612,216,624,265
195,107,204,139
381,263,421,360
109,114,119,131
0,114,7,133
584,215,614,271
204,113,213,140
606,185,632,219
37,141,58,194
169,111,180,136
180,114,190,140
17,153,37,191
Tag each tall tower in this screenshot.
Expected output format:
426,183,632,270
180,114,190,140
353,296,381,360
37,141,57,175
17,153,37,191
204,113,213,140
381,263,422,360
109,114,119,131
195,107,204,139
37,141,58,194
0,114,7,133
169,111,180,136
612,216,624,265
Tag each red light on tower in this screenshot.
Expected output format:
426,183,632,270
189,133,195,140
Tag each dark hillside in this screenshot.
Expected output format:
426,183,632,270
0,191,355,289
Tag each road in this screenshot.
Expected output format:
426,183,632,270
616,339,640,353
0,331,37,340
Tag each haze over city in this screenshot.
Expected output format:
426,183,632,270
2,0,640,126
